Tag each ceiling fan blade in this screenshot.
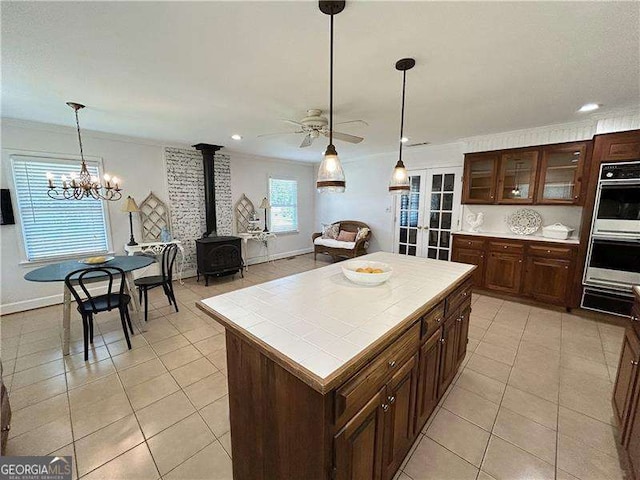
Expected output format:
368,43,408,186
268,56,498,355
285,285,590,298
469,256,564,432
257,130,303,138
325,131,364,144
299,134,313,148
282,119,304,127
334,119,369,127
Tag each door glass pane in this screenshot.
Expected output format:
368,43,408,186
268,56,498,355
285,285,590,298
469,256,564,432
399,244,407,254
432,174,443,192
439,231,450,248
397,174,421,256
408,229,417,244
443,174,455,191
427,248,437,259
468,158,495,201
441,212,452,230
501,152,537,201
442,193,453,211
430,212,440,229
411,177,420,192
399,228,407,243
409,211,418,227
400,211,408,227
408,246,416,256
431,194,441,210
429,231,438,246
541,150,581,201
438,249,449,260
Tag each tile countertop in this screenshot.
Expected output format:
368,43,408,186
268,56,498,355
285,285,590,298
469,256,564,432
452,230,580,245
198,251,474,392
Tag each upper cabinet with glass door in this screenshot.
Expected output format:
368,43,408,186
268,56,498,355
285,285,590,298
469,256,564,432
536,142,588,205
461,153,499,204
497,150,539,204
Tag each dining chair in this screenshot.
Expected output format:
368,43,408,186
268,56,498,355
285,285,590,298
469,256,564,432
64,266,134,361
134,243,179,322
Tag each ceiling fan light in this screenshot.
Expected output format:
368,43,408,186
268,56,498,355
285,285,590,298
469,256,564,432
389,159,410,195
317,144,346,193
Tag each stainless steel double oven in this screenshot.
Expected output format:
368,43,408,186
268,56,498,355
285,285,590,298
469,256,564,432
583,161,640,316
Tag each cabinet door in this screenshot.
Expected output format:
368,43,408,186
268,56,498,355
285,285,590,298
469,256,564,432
497,150,539,204
438,315,459,395
456,306,471,367
462,153,499,204
382,355,418,480
624,382,640,479
415,328,442,434
537,142,587,205
613,327,640,438
452,247,485,288
334,388,387,480
524,256,571,305
485,252,523,294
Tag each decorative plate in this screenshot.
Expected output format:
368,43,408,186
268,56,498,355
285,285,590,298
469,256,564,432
506,209,542,235
79,256,115,265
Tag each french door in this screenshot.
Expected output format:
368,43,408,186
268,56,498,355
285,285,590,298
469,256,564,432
394,167,463,260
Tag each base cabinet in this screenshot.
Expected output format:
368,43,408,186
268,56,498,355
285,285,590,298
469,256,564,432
485,252,523,294
415,329,442,429
452,248,485,287
524,257,571,305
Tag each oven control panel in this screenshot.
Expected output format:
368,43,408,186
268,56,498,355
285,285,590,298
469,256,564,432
601,162,640,180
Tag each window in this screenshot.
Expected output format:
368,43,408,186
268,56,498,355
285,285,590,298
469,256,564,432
269,177,298,233
11,155,110,261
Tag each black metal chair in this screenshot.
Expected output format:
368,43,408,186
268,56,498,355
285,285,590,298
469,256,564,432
134,243,179,322
64,266,134,361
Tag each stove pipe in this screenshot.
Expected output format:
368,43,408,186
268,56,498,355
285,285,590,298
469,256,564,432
193,143,223,238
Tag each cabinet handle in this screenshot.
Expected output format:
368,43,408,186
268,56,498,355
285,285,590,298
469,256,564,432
456,317,462,323
632,360,639,367
462,291,468,297
388,395,396,405
0,424,9,432
440,338,445,344
504,245,508,249
547,250,551,253
631,316,638,322
565,266,569,269
519,260,522,263
388,360,397,368
436,317,442,323
574,195,579,199
382,403,389,412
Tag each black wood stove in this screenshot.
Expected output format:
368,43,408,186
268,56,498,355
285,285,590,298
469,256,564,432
193,143,243,286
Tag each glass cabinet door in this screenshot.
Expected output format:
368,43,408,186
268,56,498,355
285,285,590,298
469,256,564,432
498,151,539,203
462,154,498,204
537,143,586,204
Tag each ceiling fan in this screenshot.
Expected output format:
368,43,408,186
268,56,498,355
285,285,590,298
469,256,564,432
258,109,368,148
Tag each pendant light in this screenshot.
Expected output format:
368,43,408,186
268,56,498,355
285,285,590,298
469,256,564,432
316,1,346,193
389,58,416,195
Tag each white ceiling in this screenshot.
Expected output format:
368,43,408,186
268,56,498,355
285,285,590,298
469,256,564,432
2,1,639,162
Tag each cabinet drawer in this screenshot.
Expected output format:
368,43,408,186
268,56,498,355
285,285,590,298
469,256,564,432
528,244,574,260
421,302,445,340
335,323,420,426
488,241,524,254
446,281,472,317
453,236,486,250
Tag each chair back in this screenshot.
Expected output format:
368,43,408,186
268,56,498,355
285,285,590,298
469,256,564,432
161,243,179,282
64,266,126,313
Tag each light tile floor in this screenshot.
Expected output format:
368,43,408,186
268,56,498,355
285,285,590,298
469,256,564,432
0,254,631,480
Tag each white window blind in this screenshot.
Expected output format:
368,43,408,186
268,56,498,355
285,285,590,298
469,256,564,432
269,178,298,233
11,156,110,261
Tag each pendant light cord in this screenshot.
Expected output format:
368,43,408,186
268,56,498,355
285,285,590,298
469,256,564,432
329,12,334,146
74,108,85,163
399,69,407,163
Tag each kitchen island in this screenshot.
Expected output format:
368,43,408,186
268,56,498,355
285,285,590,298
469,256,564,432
198,252,475,480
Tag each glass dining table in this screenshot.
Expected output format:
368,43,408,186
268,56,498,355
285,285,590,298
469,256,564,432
24,255,155,355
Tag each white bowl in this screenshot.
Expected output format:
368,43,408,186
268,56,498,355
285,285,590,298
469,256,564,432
342,261,393,286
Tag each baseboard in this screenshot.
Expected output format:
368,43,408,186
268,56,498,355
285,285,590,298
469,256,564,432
0,284,114,316
245,247,314,266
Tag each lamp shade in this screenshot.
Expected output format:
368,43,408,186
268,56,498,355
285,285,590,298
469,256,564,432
389,159,410,194
259,197,270,209
121,196,139,213
317,144,346,193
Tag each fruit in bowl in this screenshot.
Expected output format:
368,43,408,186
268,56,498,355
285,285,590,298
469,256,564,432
342,261,392,286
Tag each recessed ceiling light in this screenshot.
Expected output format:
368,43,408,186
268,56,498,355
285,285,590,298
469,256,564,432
401,137,409,143
578,103,600,113
231,134,242,140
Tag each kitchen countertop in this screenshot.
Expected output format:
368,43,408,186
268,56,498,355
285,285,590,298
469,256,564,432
452,230,580,245
198,251,474,392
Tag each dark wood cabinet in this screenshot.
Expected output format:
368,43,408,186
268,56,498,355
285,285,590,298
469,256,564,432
625,384,640,480
439,315,459,394
524,256,571,305
382,355,418,480
456,305,471,367
462,153,499,204
415,328,442,431
452,247,485,287
462,140,591,205
485,251,523,294
334,387,387,480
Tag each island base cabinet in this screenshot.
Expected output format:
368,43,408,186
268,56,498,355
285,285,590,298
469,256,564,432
334,388,387,480
382,355,418,480
415,329,442,429
456,305,471,367
524,257,571,305
614,327,640,439
439,315,459,394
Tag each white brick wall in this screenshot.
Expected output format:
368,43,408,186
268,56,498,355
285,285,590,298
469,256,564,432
165,147,233,272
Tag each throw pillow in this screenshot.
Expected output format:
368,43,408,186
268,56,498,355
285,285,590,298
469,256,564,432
337,230,357,242
321,223,340,239
355,227,370,242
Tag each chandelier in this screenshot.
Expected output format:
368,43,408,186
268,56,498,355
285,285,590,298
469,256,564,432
46,102,123,201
